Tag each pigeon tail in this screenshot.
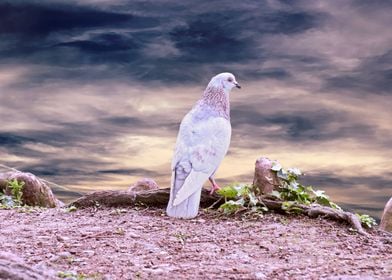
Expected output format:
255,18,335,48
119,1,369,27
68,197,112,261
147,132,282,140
166,168,208,219
173,170,209,206
166,188,202,219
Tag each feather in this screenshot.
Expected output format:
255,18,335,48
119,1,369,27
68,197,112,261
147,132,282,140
173,170,210,206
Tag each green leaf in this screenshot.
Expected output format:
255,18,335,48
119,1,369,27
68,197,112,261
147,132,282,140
5,179,25,206
289,182,299,190
282,201,303,213
217,185,238,199
356,213,377,228
312,189,328,198
217,163,342,218
0,194,14,208
237,184,250,196
248,191,258,206
315,196,331,207
219,200,244,214
287,168,302,176
65,205,77,213
277,169,288,180
271,190,281,199
271,162,282,171
330,202,342,211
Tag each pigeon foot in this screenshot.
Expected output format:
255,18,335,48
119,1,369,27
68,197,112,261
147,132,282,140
209,178,221,194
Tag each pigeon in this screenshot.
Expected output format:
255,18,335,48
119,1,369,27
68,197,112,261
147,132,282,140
166,72,241,219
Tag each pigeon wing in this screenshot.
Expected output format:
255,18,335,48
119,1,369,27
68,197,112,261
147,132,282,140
172,116,231,206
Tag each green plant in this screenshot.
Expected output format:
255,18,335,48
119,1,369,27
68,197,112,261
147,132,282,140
0,193,14,208
217,183,267,214
64,205,78,213
0,179,25,208
356,213,377,228
7,179,25,205
215,163,377,232
271,162,342,211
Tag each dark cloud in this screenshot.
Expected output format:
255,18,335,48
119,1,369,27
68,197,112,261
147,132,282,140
302,171,392,218
0,2,155,36
21,161,159,178
0,0,324,84
0,112,176,156
239,68,292,81
0,133,51,159
231,106,375,143
326,50,392,95
53,189,82,202
254,10,322,34
97,168,159,176
22,164,85,177
0,0,390,217
169,17,252,63
0,133,34,147
55,33,140,53
302,172,392,191
16,158,161,189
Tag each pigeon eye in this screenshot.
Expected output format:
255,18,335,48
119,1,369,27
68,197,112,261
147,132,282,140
227,77,233,82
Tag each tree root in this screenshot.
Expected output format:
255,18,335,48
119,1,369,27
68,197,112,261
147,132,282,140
69,188,368,235
69,189,219,209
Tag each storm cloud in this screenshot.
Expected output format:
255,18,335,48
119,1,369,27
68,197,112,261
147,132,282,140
0,0,391,217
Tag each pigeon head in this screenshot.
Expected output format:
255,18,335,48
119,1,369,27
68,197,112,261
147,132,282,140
208,72,241,91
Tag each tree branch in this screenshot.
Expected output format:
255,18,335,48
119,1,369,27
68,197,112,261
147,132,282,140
68,188,368,235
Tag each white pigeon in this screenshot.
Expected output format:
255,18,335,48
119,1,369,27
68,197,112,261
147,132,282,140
166,72,241,219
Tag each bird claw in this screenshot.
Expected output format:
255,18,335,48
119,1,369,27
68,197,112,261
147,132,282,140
209,183,221,195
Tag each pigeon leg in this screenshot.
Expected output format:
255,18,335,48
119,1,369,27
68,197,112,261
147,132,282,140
209,177,220,194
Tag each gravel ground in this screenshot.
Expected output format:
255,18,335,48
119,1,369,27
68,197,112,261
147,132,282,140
0,207,391,279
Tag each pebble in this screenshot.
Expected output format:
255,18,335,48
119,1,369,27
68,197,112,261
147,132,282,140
56,235,70,242
83,250,95,257
128,232,139,238
255,272,267,279
58,251,71,258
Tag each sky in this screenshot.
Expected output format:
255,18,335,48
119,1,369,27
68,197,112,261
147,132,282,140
0,0,391,218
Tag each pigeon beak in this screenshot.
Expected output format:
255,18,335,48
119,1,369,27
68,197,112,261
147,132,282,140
234,82,241,89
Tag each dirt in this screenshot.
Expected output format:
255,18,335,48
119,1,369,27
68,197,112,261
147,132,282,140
0,207,391,280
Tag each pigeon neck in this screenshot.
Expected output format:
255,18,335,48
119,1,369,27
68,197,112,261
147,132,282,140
201,85,230,119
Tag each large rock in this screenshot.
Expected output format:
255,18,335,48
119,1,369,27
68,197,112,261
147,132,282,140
253,157,281,195
380,197,392,232
0,252,56,280
128,178,159,193
0,172,62,208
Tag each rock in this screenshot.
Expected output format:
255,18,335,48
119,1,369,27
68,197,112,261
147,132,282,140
82,250,95,257
0,171,62,208
380,197,392,232
252,157,281,194
128,178,159,193
0,252,56,280
58,252,72,259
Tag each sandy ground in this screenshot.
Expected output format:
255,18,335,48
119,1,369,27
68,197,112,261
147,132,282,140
0,207,391,280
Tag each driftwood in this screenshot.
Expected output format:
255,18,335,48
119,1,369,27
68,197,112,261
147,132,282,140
69,188,368,235
70,189,220,209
